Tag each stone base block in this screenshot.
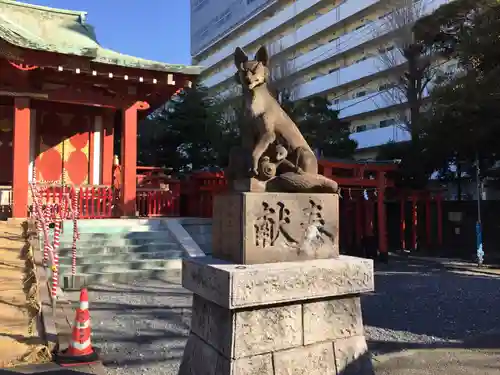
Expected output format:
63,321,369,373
179,256,374,375
212,192,339,264
182,255,373,308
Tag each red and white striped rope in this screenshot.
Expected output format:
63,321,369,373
51,251,59,298
70,188,80,275
30,181,80,295
29,182,55,269
51,219,61,299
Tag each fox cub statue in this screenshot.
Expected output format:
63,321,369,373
226,45,338,194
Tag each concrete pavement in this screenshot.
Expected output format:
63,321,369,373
374,347,500,374
0,363,106,375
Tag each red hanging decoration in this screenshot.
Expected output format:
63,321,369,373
8,60,39,71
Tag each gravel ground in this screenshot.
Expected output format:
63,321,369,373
363,260,500,355
79,259,500,375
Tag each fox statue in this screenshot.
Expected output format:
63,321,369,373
226,45,339,194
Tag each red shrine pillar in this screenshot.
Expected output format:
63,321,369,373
120,104,138,217
425,194,431,248
400,194,406,250
346,203,353,248
102,110,115,186
436,193,443,247
12,98,31,218
377,172,388,254
411,193,418,250
355,196,363,248
364,200,374,237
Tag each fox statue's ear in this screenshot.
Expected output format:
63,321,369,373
255,46,269,66
234,47,248,68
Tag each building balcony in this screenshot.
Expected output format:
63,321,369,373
296,54,402,100
203,9,381,89
337,90,400,118
214,53,399,101
198,0,380,73
349,123,411,149
337,86,434,119
202,0,449,89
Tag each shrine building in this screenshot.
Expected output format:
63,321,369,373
0,0,201,218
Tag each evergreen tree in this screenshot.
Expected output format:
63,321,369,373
290,96,357,159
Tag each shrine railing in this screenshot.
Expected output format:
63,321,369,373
0,185,12,218
136,184,181,217
180,172,227,218
36,184,115,219
21,160,401,220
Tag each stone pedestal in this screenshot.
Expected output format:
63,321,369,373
178,255,375,375
212,192,339,264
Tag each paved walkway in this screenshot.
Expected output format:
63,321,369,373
0,363,105,375
374,347,500,374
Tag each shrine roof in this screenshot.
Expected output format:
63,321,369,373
0,0,203,76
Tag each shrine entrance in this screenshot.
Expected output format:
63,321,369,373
0,0,201,219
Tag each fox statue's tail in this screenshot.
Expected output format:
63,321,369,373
267,172,339,194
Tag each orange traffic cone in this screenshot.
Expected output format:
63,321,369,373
54,288,100,366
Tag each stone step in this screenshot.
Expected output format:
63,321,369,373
57,230,172,242
58,224,168,235
58,249,184,264
58,219,168,233
59,258,179,274
60,263,182,289
57,242,180,257
58,238,173,248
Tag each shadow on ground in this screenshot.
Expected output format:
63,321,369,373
0,365,97,374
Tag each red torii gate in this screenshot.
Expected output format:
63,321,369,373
319,159,397,256
398,189,444,251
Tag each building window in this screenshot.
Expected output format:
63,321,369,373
355,91,366,98
356,125,367,132
196,25,209,38
215,9,232,27
193,0,208,12
379,45,395,54
378,82,395,91
379,11,393,19
380,118,396,128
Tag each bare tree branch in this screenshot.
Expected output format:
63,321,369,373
373,0,439,135
266,40,300,103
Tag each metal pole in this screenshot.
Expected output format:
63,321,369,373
476,153,482,224
475,152,484,266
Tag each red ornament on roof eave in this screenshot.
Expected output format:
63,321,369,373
8,60,39,71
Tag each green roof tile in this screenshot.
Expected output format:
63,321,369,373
0,0,203,75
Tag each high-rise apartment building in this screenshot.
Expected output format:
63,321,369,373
190,0,454,159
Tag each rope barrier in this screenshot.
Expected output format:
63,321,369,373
30,181,80,300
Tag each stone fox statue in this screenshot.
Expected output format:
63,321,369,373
227,45,339,194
